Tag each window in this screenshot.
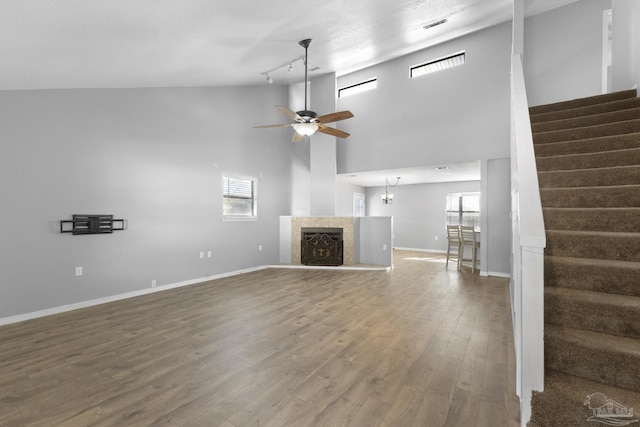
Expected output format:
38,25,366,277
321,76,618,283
446,192,480,229
410,51,465,78
223,176,256,219
338,78,377,98
353,193,366,217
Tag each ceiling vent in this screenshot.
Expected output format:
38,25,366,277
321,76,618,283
422,18,447,30
410,51,465,78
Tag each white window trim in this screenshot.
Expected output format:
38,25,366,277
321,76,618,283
222,174,259,222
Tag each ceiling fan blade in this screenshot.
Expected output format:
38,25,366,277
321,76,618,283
276,105,302,122
316,110,354,124
292,131,305,142
253,123,292,129
317,124,350,138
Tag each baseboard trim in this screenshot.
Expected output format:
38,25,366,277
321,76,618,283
488,271,511,278
0,265,269,326
270,264,390,272
393,247,447,254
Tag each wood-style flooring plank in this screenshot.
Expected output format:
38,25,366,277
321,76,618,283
0,250,519,426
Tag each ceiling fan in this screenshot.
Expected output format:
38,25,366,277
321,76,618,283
254,39,354,142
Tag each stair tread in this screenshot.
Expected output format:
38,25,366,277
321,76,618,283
545,255,640,270
530,370,640,427
546,230,640,241
529,89,637,115
530,97,640,123
540,183,640,191
534,117,640,134
536,146,640,161
533,119,640,144
532,107,640,132
545,287,640,309
544,206,640,210
546,324,640,355
539,163,640,174
534,132,640,157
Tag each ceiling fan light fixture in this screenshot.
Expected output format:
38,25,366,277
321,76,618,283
293,122,319,136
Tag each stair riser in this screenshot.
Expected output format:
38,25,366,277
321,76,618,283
543,208,640,232
531,97,640,124
540,186,640,208
535,134,640,157
534,120,640,144
545,232,640,262
545,257,640,297
545,333,640,391
545,292,640,339
532,108,640,133
536,148,640,171
529,89,637,115
538,166,640,188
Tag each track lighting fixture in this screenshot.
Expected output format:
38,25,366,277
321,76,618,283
260,56,304,84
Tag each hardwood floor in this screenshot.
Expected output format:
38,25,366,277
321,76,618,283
0,250,519,427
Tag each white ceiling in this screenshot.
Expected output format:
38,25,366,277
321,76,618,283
0,0,579,91
336,161,482,188
1,0,578,186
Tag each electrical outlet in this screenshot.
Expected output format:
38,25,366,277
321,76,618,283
434,235,439,241
382,244,388,251
207,251,212,258
75,266,83,277
258,245,262,251
151,280,157,288
199,251,205,259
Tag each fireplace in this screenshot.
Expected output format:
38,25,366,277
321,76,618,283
301,227,343,266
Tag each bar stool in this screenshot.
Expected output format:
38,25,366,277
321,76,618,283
445,225,462,269
459,225,480,273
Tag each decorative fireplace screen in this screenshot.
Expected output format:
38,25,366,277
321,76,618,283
301,227,343,266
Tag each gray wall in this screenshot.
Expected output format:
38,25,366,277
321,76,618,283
524,0,612,106
336,21,512,277
336,22,511,173
366,181,481,252
485,158,511,275
310,73,338,216
0,85,292,318
336,181,366,217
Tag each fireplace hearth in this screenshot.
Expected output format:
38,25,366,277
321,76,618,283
301,227,343,266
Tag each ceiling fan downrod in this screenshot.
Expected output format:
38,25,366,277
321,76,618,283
297,38,316,120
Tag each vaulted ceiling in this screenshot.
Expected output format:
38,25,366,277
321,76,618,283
1,0,579,91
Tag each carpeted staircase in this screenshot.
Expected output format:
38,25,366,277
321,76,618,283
528,89,640,426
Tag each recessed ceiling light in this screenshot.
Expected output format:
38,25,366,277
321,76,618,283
434,166,448,170
423,18,447,30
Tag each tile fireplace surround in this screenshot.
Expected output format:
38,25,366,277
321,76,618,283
291,217,355,265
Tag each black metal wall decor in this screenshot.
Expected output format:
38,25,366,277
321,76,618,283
60,215,125,235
